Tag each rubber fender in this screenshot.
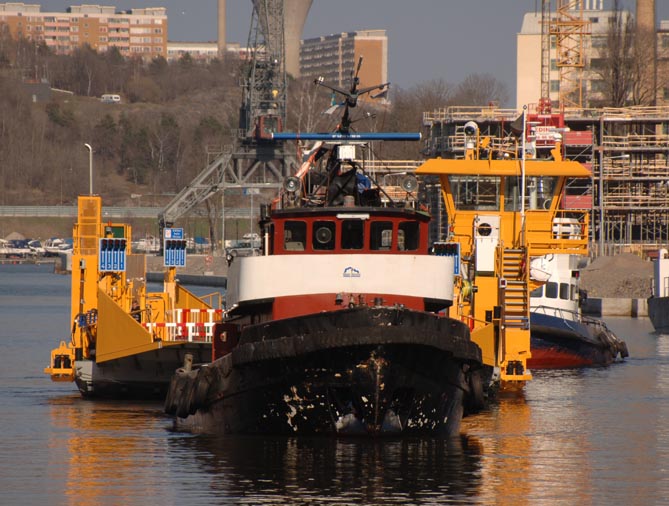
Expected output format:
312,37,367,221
464,369,486,414
165,373,189,415
163,374,179,414
175,375,194,418
184,375,199,416
192,366,214,411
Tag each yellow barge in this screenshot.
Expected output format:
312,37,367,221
44,196,217,397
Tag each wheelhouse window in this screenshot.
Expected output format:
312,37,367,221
545,282,558,299
530,286,543,297
284,221,306,251
398,221,420,251
559,282,570,300
312,221,335,250
370,221,393,250
341,219,364,250
505,176,557,211
449,176,500,210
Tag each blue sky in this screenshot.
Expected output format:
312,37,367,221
40,1,669,102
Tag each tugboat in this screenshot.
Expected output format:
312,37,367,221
44,196,219,397
165,71,484,436
528,253,628,368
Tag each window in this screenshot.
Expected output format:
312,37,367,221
505,176,557,211
559,283,570,300
370,221,393,250
530,286,543,297
398,222,419,251
545,282,558,299
284,221,306,251
550,80,560,93
312,221,335,250
592,37,607,48
449,176,500,211
341,219,364,250
664,87,669,101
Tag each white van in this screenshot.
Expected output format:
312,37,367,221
100,94,121,104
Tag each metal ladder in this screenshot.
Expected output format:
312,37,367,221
500,248,529,330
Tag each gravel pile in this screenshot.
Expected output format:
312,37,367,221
580,253,654,299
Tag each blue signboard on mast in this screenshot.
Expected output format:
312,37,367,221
163,228,187,267
98,238,127,272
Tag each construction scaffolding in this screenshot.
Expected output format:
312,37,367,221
422,105,669,258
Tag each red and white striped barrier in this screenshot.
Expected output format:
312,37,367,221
142,322,215,343
171,308,224,324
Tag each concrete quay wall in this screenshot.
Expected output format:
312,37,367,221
146,271,226,287
581,297,648,317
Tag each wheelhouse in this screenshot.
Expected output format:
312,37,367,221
264,207,431,256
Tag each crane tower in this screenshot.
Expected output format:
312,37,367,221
158,0,312,247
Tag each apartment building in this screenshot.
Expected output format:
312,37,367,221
516,6,668,109
300,30,388,102
0,3,167,59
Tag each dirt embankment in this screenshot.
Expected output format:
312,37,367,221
579,253,654,299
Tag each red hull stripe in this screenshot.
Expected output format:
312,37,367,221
272,293,425,320
528,348,594,369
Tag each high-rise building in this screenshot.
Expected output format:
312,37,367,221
300,30,388,101
0,3,167,59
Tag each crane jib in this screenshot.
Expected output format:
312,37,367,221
271,132,422,141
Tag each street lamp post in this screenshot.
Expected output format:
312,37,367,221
84,143,93,195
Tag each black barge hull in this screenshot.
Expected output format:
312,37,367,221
165,306,483,436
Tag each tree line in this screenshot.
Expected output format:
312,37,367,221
0,29,513,207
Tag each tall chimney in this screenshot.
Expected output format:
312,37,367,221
636,0,656,104
284,0,312,78
636,0,655,32
251,0,312,78
218,0,226,58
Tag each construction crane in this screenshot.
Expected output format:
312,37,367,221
158,0,297,246
540,0,590,111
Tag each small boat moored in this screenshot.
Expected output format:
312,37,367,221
529,253,628,368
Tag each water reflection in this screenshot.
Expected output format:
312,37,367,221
30,312,669,505
169,434,485,504
47,396,170,506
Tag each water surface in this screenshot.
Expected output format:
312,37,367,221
0,264,665,504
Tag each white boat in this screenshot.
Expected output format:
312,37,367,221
44,238,73,256
28,239,46,257
134,236,161,254
529,254,627,368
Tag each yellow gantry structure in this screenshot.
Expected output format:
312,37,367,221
44,196,215,387
417,141,591,388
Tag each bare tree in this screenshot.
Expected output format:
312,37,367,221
591,0,657,107
451,73,509,106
